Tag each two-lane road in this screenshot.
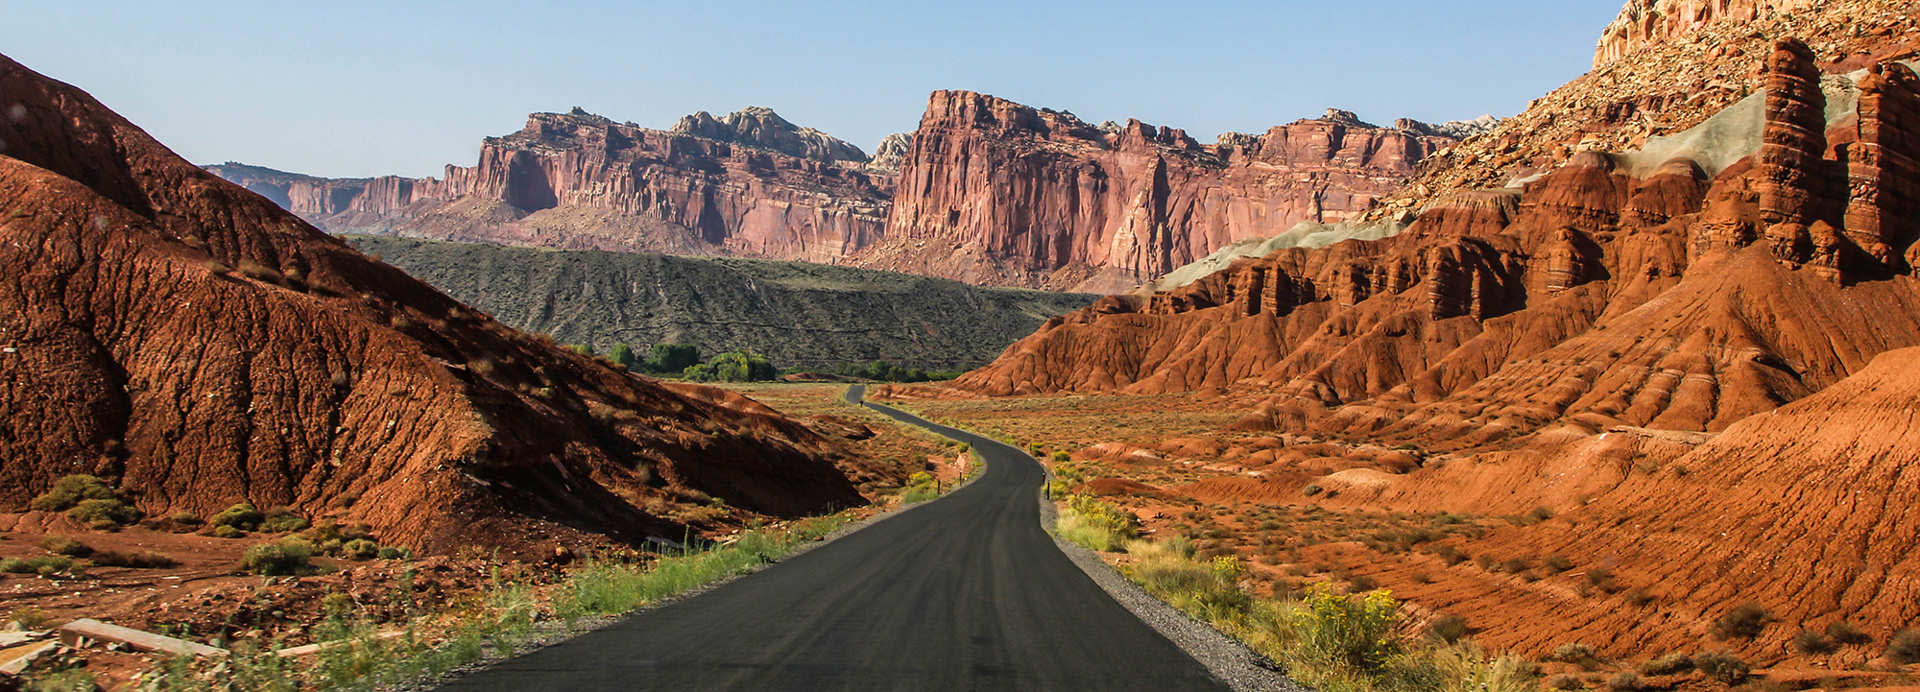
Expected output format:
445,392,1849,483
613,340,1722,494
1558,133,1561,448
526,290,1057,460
437,385,1226,690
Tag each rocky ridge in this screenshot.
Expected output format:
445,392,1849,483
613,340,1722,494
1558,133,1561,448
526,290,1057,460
1,53,878,557
856,93,1459,292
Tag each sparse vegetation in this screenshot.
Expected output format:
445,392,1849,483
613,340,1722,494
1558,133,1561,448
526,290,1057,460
241,538,315,576
212,502,266,531
682,350,778,382
67,498,140,528
1827,620,1873,645
91,549,177,569
1638,652,1693,675
1690,651,1749,685
1888,629,1920,664
1793,628,1838,654
898,471,942,504
1055,495,1138,552
30,474,119,512
260,506,310,533
1428,613,1471,643
40,536,91,557
1713,601,1770,640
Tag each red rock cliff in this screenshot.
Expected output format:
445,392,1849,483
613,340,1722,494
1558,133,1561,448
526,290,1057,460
212,107,893,264
3,54,869,556
860,91,1456,291
1594,0,1813,67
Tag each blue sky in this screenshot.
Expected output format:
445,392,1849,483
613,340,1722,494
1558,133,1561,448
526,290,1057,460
4,1,1622,178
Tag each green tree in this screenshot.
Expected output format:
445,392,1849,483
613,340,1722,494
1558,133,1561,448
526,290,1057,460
644,344,701,374
610,343,637,368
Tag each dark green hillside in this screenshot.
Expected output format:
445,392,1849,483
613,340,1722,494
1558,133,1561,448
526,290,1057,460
347,236,1098,372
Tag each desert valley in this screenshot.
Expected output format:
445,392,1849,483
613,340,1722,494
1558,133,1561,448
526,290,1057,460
4,0,1920,690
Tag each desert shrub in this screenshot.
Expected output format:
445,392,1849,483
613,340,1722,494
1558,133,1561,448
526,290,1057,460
212,525,246,539
1586,567,1620,593
1,556,73,576
1553,643,1603,668
1714,601,1770,639
91,550,177,568
29,474,117,512
240,538,314,576
1826,621,1872,645
1302,484,1325,497
1050,451,1070,463
40,537,91,557
1500,557,1531,574
1544,555,1574,573
1346,574,1377,592
680,351,777,382
1432,544,1467,565
1623,587,1655,606
1691,651,1749,684
1637,652,1693,675
340,539,380,561
1429,613,1471,643
211,502,265,531
1547,674,1585,690
168,511,202,526
899,472,940,504
1286,585,1402,674
236,260,283,283
1607,672,1644,691
1057,495,1137,552
1793,629,1838,655
1127,537,1250,622
1888,629,1920,664
1529,506,1555,521
67,498,140,528
376,546,409,560
259,506,309,533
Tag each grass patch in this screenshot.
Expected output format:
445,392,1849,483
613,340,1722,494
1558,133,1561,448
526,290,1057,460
1055,495,1138,552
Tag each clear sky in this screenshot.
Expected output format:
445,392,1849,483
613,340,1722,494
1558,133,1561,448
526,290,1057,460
4,1,1623,179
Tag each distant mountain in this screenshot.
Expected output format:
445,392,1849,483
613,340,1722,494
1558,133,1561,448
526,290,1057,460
346,235,1097,371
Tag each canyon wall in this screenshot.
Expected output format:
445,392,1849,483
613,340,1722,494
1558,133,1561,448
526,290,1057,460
858,93,1458,292
1594,0,1813,67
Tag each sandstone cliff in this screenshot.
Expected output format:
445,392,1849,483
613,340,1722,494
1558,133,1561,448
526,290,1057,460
1595,0,1812,67
857,94,1458,292
211,106,894,264
1,53,875,556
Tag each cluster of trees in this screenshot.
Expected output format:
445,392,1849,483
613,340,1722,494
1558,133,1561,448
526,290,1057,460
833,361,964,383
683,351,779,383
566,341,961,384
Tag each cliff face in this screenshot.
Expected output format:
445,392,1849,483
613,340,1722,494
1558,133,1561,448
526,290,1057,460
211,106,894,264
1595,0,1812,67
859,92,1457,292
960,38,1920,431
2,53,872,556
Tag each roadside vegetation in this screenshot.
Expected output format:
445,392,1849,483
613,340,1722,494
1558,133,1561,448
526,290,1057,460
122,516,851,691
1055,494,1536,692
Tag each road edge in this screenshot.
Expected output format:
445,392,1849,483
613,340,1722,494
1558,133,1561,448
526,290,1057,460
854,388,1304,692
1036,495,1306,692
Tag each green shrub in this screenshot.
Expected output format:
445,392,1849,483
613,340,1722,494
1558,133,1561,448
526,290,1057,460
167,511,202,526
1050,451,1070,463
40,537,91,557
67,498,140,527
340,539,380,561
1552,642,1603,669
1793,629,1838,654
1713,601,1770,639
1690,651,1749,684
241,538,314,576
1056,495,1137,552
29,475,117,512
376,546,410,560
213,525,246,539
212,502,265,531
1126,537,1250,623
2,556,73,575
259,506,309,533
1888,629,1920,664
1428,613,1471,643
91,550,177,568
1606,672,1644,691
1286,585,1402,674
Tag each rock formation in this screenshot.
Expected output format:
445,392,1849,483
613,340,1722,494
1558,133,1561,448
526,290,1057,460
860,91,1455,291
211,106,893,264
1594,0,1814,67
1,53,874,556
957,37,1920,447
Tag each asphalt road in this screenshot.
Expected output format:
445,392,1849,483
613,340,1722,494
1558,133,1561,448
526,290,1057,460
437,385,1227,691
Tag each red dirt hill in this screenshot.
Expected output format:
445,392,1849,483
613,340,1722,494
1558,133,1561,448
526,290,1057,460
0,53,867,556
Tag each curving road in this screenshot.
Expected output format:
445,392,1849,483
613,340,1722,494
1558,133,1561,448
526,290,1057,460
436,385,1226,691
